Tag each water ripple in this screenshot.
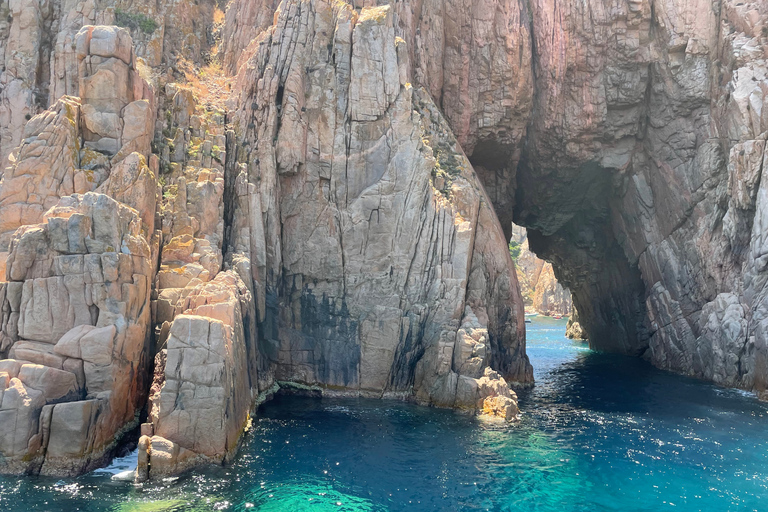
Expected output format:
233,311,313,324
3,317,768,511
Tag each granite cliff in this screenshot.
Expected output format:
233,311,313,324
511,223,572,316
0,0,766,478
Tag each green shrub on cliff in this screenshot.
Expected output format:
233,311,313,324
115,8,159,34
509,241,521,261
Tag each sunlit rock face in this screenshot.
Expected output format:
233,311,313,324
0,26,157,476
0,0,531,477
228,0,531,402
511,224,572,316
1,0,767,478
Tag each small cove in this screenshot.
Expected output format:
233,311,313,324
1,316,767,511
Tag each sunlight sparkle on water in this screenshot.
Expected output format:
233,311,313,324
1,316,767,511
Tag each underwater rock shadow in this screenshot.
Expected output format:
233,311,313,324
519,351,768,421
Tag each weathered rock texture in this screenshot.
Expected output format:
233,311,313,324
0,26,159,475
305,0,768,393
513,0,768,393
0,192,153,474
229,1,530,403
0,24,156,270
566,308,587,340
0,0,215,167
133,0,531,477
1,0,533,477
145,272,253,476
1,0,767,480
511,224,572,315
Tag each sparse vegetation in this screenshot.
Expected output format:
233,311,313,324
213,6,226,26
162,185,178,200
509,241,521,262
115,8,159,34
177,57,231,111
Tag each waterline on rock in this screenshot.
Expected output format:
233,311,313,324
2,317,768,511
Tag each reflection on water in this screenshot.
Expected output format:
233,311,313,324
2,316,768,511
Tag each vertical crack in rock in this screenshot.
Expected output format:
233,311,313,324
229,0,528,416
222,129,238,261
1,0,767,480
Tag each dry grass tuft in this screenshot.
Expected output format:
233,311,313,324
177,57,232,112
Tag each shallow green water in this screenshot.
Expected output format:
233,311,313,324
2,316,768,511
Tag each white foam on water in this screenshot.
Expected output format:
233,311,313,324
92,447,139,478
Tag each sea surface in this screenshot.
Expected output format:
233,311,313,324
2,316,768,511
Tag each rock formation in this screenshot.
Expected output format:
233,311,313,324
513,0,768,391
1,0,531,478
566,308,587,340
228,1,529,400
0,0,766,481
511,224,572,316
0,26,158,476
532,264,572,317
1,192,153,475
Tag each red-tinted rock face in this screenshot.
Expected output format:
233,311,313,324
519,0,768,389
1,0,767,479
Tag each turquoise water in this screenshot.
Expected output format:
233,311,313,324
2,316,768,511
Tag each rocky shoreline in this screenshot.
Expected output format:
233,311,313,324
1,0,767,480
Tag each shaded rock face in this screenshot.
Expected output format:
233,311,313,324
566,307,587,340
514,0,768,391
0,0,766,480
532,264,572,317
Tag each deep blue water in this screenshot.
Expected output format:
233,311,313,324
2,316,768,511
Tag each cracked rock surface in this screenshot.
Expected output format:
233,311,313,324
0,0,767,478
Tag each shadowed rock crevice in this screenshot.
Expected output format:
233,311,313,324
511,154,651,355
469,139,518,242
1,0,767,481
